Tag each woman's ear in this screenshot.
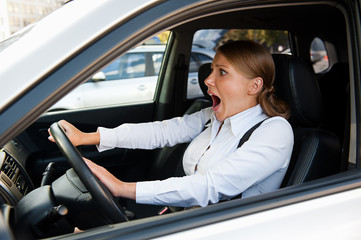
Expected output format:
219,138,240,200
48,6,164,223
248,77,263,95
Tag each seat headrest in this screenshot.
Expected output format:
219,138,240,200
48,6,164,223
272,54,323,127
198,63,212,102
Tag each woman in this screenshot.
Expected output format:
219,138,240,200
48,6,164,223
49,40,293,208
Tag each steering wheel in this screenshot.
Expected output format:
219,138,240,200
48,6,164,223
49,122,128,223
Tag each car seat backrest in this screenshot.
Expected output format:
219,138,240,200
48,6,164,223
271,54,342,187
272,54,324,128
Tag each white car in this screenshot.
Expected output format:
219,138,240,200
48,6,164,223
0,0,360,239
50,44,215,111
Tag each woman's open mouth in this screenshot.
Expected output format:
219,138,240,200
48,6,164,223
211,94,221,111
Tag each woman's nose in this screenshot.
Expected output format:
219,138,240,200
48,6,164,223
204,73,214,87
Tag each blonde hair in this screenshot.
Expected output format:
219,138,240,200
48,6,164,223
217,40,290,119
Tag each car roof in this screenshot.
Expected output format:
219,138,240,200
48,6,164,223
0,0,159,111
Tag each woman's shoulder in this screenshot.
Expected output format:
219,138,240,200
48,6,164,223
245,116,294,147
260,116,293,136
201,107,213,116
181,107,213,127
188,107,213,121
264,115,291,126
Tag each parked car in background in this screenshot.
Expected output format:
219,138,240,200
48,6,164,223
49,44,214,111
310,37,329,72
0,0,360,239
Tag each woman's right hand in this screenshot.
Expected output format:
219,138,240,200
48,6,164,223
48,120,84,146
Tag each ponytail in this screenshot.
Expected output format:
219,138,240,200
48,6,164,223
258,86,290,119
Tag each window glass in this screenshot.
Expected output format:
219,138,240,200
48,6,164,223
189,53,213,73
124,53,146,78
189,55,199,73
152,53,164,75
311,37,329,73
48,32,169,111
102,58,121,80
197,53,213,62
187,29,290,99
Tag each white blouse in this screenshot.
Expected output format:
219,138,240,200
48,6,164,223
97,105,294,207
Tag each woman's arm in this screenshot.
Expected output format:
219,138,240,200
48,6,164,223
97,108,212,151
136,117,294,207
84,158,136,200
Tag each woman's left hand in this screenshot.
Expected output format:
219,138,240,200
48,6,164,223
83,158,136,201
84,158,123,197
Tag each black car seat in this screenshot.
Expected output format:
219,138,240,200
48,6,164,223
184,63,212,115
271,54,343,187
148,63,212,180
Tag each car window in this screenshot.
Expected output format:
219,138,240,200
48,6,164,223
197,53,213,62
311,37,329,73
48,34,168,111
189,55,199,73
187,29,290,99
123,53,146,78
101,53,146,80
189,53,213,73
152,53,164,75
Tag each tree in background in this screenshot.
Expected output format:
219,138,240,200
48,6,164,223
218,29,289,53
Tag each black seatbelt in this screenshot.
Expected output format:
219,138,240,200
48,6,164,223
231,118,268,200
237,119,267,148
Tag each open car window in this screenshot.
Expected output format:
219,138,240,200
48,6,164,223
47,33,170,112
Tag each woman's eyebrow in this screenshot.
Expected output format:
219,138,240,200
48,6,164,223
215,64,229,69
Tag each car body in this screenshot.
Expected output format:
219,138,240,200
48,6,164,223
0,0,360,239
49,44,214,111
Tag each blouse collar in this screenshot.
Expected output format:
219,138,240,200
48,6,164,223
211,104,267,137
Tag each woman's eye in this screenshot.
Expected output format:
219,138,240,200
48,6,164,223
220,69,227,75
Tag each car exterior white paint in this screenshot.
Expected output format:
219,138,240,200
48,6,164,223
156,188,361,240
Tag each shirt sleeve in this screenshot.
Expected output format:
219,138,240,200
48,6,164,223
97,107,212,152
136,117,294,207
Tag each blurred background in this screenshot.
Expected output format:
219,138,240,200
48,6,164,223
0,0,64,41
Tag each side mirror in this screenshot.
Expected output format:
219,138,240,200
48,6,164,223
91,72,106,82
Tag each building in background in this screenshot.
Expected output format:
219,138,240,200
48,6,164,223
0,0,64,41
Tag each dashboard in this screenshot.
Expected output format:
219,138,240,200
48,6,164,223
0,149,33,206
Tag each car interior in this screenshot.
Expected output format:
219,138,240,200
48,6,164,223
0,1,355,238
